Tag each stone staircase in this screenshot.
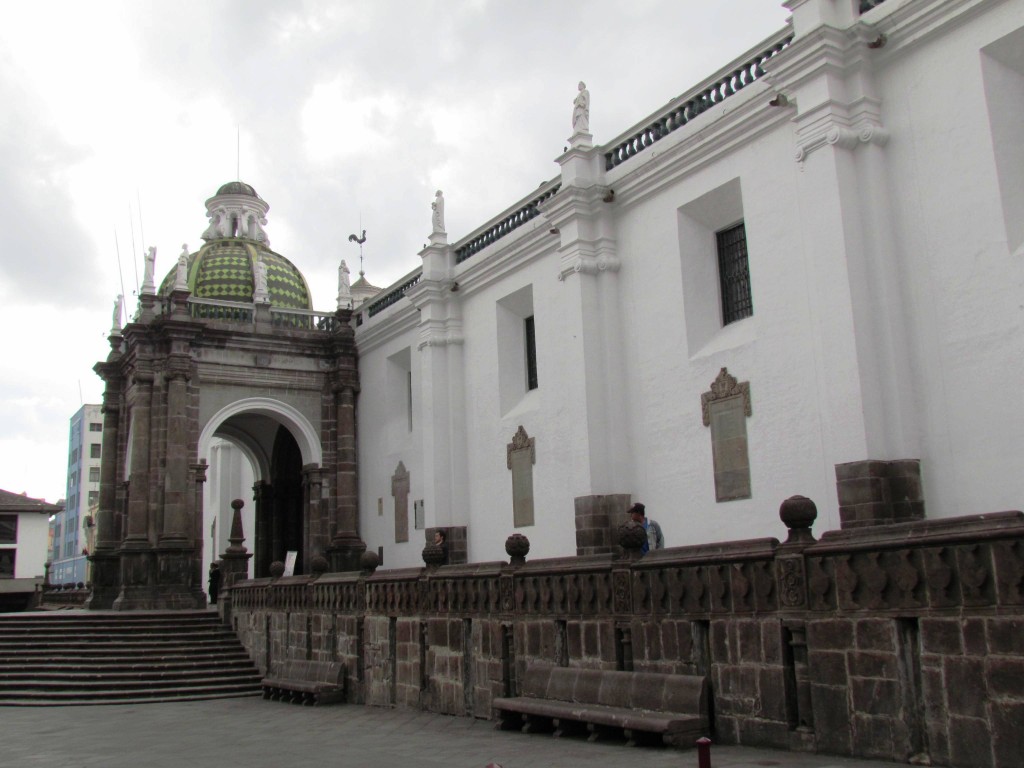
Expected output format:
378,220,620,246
0,610,263,706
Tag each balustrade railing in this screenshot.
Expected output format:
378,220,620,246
269,306,339,331
454,181,561,265
366,270,423,318
188,298,253,323
184,298,339,331
604,31,793,170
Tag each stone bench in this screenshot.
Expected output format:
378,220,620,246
261,660,346,706
492,665,708,747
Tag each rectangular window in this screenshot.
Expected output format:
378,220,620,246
87,491,99,507
525,315,538,391
89,467,100,483
0,549,14,578
0,515,16,543
89,422,102,432
717,222,752,325
90,443,101,459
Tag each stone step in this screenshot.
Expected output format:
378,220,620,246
0,611,262,707
0,672,262,690
0,689,262,707
0,658,256,673
0,682,264,706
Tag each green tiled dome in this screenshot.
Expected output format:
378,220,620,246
160,239,312,310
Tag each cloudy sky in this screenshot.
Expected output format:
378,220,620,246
0,1,790,504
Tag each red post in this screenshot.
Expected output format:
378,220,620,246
696,736,712,768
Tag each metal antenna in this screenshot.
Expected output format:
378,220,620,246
135,190,145,295
113,228,127,320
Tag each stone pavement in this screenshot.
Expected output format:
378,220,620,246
2,696,905,768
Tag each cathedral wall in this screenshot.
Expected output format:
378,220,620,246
354,0,1024,571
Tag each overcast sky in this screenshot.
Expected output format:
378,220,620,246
0,1,791,504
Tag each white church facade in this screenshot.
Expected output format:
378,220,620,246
352,0,1024,568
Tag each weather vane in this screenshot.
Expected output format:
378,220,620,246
348,227,367,276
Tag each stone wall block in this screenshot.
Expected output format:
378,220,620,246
850,678,901,717
855,618,895,651
738,620,762,664
944,657,988,719
849,651,898,680
852,714,897,761
807,650,847,687
991,702,1024,768
987,658,1024,698
761,621,782,665
948,716,994,768
987,617,1024,655
757,666,788,721
921,618,963,655
808,619,854,651
810,683,852,754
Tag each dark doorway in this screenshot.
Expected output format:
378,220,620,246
255,427,304,576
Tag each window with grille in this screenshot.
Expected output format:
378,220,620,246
716,222,752,325
90,443,101,459
89,467,100,483
525,316,538,391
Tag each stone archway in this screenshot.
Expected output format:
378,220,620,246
198,398,324,578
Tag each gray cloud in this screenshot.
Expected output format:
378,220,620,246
0,58,104,307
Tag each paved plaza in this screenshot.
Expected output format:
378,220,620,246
1,696,905,768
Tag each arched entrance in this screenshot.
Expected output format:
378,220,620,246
198,398,324,579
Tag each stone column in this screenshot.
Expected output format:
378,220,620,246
86,349,123,610
773,2,921,516
328,385,365,571
190,461,208,606
115,368,156,610
405,229,469,552
303,465,325,559
253,480,272,577
545,132,630,527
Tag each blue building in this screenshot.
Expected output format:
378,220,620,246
48,404,102,586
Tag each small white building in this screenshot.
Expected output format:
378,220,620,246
0,489,61,609
351,0,1024,567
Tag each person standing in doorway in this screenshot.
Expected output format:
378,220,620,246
208,562,222,606
629,503,664,554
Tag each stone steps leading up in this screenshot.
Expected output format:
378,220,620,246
0,610,262,706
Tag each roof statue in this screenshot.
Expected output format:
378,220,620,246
141,247,157,295
431,190,445,235
572,81,590,134
253,257,270,304
174,244,189,291
337,259,352,310
111,294,124,333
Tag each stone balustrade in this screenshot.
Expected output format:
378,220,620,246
603,31,792,171
227,505,1024,765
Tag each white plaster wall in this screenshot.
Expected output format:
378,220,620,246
869,3,1024,517
611,122,841,541
356,327,425,566
14,512,50,578
202,439,255,580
